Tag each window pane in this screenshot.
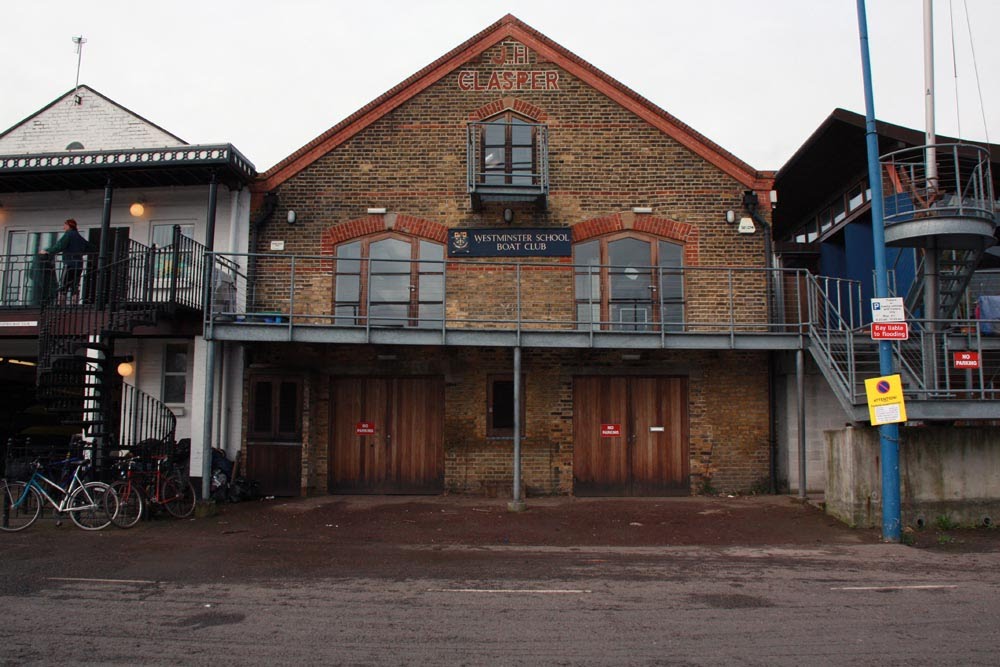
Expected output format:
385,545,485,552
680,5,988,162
334,304,359,324
511,122,532,146
336,241,361,274
370,274,410,302
658,241,682,267
832,198,846,223
152,224,194,247
277,381,298,435
419,240,443,267
369,303,408,326
163,376,186,404
418,274,443,301
165,344,187,373
336,274,360,301
660,271,683,300
484,122,506,145
371,239,411,273
417,303,443,327
577,303,599,329
252,382,272,434
511,147,532,172
848,184,864,210
575,240,599,265
492,379,515,429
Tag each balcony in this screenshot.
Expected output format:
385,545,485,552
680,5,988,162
880,143,997,250
467,121,549,211
204,252,817,350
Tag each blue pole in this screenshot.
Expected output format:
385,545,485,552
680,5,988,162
856,0,901,542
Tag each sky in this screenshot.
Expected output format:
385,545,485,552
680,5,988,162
1,0,998,174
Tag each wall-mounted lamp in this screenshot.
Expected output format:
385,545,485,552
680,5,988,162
631,206,653,214
725,210,736,224
367,207,388,215
117,356,134,378
286,210,297,225
503,208,514,224
129,199,145,217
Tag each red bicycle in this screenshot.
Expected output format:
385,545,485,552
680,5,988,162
106,455,197,528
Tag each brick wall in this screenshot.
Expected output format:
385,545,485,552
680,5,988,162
246,344,770,496
246,38,773,496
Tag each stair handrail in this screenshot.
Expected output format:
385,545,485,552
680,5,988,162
117,381,177,449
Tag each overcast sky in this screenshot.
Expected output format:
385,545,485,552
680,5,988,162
2,0,998,174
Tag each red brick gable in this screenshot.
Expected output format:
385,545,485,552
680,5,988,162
257,14,772,193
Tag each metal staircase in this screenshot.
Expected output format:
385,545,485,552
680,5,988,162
34,240,198,470
904,247,986,319
805,273,999,421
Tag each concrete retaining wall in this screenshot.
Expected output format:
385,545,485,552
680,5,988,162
825,425,1000,528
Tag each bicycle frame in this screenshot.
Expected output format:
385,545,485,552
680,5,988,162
22,461,98,514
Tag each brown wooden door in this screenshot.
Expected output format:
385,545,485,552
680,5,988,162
573,376,689,496
329,376,443,494
245,376,303,497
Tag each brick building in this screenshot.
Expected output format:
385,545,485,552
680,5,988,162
207,15,784,498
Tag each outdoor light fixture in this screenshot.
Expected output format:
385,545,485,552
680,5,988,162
503,208,514,224
117,357,134,378
129,199,145,217
725,210,736,224
631,206,653,214
367,207,387,215
286,210,297,225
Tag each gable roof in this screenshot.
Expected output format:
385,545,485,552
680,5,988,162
0,85,188,148
257,14,773,192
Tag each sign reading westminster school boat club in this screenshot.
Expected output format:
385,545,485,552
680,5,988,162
458,41,560,91
449,228,572,257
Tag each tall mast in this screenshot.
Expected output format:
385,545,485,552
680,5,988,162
923,0,940,327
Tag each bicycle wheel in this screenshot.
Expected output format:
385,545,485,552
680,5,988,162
69,482,115,531
0,481,41,531
163,476,197,518
107,480,143,529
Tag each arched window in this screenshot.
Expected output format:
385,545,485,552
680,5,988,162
480,111,537,187
574,233,684,332
334,234,444,328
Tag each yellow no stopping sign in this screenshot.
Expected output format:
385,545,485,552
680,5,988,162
864,374,907,425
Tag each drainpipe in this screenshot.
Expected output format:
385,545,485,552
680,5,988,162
200,174,219,502
96,177,114,309
744,192,780,494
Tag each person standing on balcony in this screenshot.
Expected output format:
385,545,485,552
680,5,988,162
39,219,89,304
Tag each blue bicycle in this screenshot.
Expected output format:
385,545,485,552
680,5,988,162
0,458,118,531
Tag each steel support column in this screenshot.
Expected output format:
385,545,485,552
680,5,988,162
508,346,526,512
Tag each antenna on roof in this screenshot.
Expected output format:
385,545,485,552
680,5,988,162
71,35,86,104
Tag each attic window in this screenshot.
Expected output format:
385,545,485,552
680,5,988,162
65,141,85,151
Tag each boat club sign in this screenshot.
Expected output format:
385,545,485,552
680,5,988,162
448,228,572,257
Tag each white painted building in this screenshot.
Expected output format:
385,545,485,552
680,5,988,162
0,85,255,484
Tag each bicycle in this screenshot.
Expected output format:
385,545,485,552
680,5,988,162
106,454,196,528
0,458,119,532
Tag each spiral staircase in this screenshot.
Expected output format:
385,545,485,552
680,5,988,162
33,235,207,471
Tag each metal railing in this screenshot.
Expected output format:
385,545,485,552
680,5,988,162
117,382,177,449
207,252,812,337
881,142,995,224
467,121,549,200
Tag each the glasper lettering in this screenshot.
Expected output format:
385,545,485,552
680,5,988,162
457,70,560,91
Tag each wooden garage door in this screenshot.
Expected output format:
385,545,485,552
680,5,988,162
573,376,689,496
329,376,444,494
